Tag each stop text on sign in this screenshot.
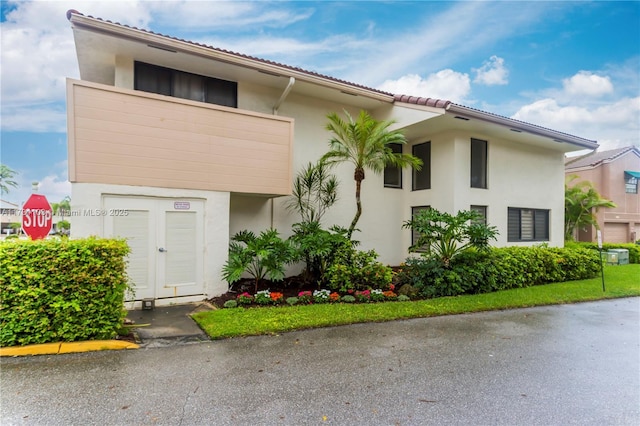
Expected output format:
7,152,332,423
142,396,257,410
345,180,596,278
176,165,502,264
22,209,53,228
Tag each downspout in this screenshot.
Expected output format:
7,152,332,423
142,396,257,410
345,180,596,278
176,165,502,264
273,76,295,116
271,77,296,228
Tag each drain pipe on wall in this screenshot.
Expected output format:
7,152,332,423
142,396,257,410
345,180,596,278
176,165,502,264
271,77,296,228
273,76,295,116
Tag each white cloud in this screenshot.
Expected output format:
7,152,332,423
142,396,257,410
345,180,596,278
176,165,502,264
378,71,471,103
562,71,613,98
512,96,640,148
473,56,508,86
1,170,70,207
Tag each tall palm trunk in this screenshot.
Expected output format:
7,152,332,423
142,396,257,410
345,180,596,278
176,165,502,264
348,168,365,238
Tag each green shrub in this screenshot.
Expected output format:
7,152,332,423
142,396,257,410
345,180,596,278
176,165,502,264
324,247,392,293
396,246,600,299
0,237,130,346
341,295,356,303
397,295,411,302
223,300,238,309
566,241,640,264
285,297,299,306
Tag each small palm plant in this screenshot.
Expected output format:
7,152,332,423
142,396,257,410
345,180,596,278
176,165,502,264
403,208,498,267
222,229,297,293
321,110,422,239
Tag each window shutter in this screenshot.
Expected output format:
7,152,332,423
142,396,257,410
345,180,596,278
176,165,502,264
507,208,520,241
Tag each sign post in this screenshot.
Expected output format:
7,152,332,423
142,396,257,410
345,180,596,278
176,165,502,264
597,230,605,292
22,194,53,240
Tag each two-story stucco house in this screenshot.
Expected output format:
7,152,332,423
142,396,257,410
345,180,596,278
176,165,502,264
565,146,640,243
65,10,598,305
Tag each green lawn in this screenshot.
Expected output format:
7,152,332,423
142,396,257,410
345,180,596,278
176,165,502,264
192,264,640,340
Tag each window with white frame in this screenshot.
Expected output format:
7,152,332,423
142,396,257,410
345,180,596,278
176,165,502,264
625,172,639,194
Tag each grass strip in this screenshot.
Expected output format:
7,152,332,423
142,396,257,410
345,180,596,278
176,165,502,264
192,264,640,340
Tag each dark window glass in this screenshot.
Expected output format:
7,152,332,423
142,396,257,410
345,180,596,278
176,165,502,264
173,72,204,102
411,206,431,249
471,138,487,188
205,78,238,108
412,142,431,190
384,143,403,188
134,61,237,108
508,207,549,242
135,62,171,96
470,205,487,225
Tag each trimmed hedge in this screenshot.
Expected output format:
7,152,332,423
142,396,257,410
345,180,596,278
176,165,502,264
565,241,640,264
396,246,601,299
0,237,130,347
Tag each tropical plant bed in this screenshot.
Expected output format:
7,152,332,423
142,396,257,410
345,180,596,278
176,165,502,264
193,264,640,340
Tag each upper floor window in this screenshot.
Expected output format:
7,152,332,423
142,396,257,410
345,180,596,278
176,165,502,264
384,143,403,188
134,61,237,108
625,171,639,194
508,207,549,242
471,138,487,188
412,142,431,190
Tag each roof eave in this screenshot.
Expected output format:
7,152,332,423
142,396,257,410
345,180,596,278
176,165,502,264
446,104,598,150
67,11,394,103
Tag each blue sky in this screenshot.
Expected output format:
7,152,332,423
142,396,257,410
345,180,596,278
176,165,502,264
1,0,639,205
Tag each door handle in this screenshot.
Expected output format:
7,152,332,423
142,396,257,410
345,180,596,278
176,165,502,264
158,247,167,253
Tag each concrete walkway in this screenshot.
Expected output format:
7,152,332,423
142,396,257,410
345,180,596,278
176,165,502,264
2,298,639,425
126,302,213,348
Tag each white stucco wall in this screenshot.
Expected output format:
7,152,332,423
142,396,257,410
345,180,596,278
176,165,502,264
70,183,230,298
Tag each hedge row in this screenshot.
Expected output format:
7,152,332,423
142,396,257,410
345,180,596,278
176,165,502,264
565,241,640,264
395,246,601,299
0,237,130,347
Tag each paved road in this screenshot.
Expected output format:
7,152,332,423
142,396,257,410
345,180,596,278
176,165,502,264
2,298,639,425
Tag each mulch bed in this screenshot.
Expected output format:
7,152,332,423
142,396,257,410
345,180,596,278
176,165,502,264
207,275,318,307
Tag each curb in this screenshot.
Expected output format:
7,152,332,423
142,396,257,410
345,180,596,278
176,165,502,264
0,340,139,357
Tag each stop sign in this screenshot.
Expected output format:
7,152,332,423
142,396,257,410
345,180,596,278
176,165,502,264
22,194,53,240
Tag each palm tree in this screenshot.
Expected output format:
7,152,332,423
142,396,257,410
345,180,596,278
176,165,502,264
321,110,422,238
0,164,19,195
565,175,616,241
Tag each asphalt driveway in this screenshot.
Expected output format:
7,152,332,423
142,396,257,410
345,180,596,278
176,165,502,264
1,298,638,425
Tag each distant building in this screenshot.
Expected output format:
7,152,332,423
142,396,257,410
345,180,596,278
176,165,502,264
565,146,640,243
0,199,21,236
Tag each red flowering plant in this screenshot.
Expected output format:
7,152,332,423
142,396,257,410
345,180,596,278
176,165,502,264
236,292,254,306
298,291,313,304
354,289,371,303
329,292,341,302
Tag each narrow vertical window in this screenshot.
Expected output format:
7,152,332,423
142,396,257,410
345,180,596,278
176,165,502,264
471,138,487,189
470,205,487,225
411,206,431,249
384,143,403,188
625,172,638,194
412,142,431,190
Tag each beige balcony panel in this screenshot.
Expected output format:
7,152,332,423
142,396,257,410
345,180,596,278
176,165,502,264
67,79,294,196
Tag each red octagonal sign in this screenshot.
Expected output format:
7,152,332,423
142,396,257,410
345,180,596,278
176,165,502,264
22,194,53,240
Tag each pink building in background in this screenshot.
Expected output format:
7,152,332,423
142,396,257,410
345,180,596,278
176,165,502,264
565,146,640,243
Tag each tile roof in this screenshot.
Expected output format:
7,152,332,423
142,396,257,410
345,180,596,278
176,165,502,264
565,146,640,169
66,9,598,148
66,9,401,99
